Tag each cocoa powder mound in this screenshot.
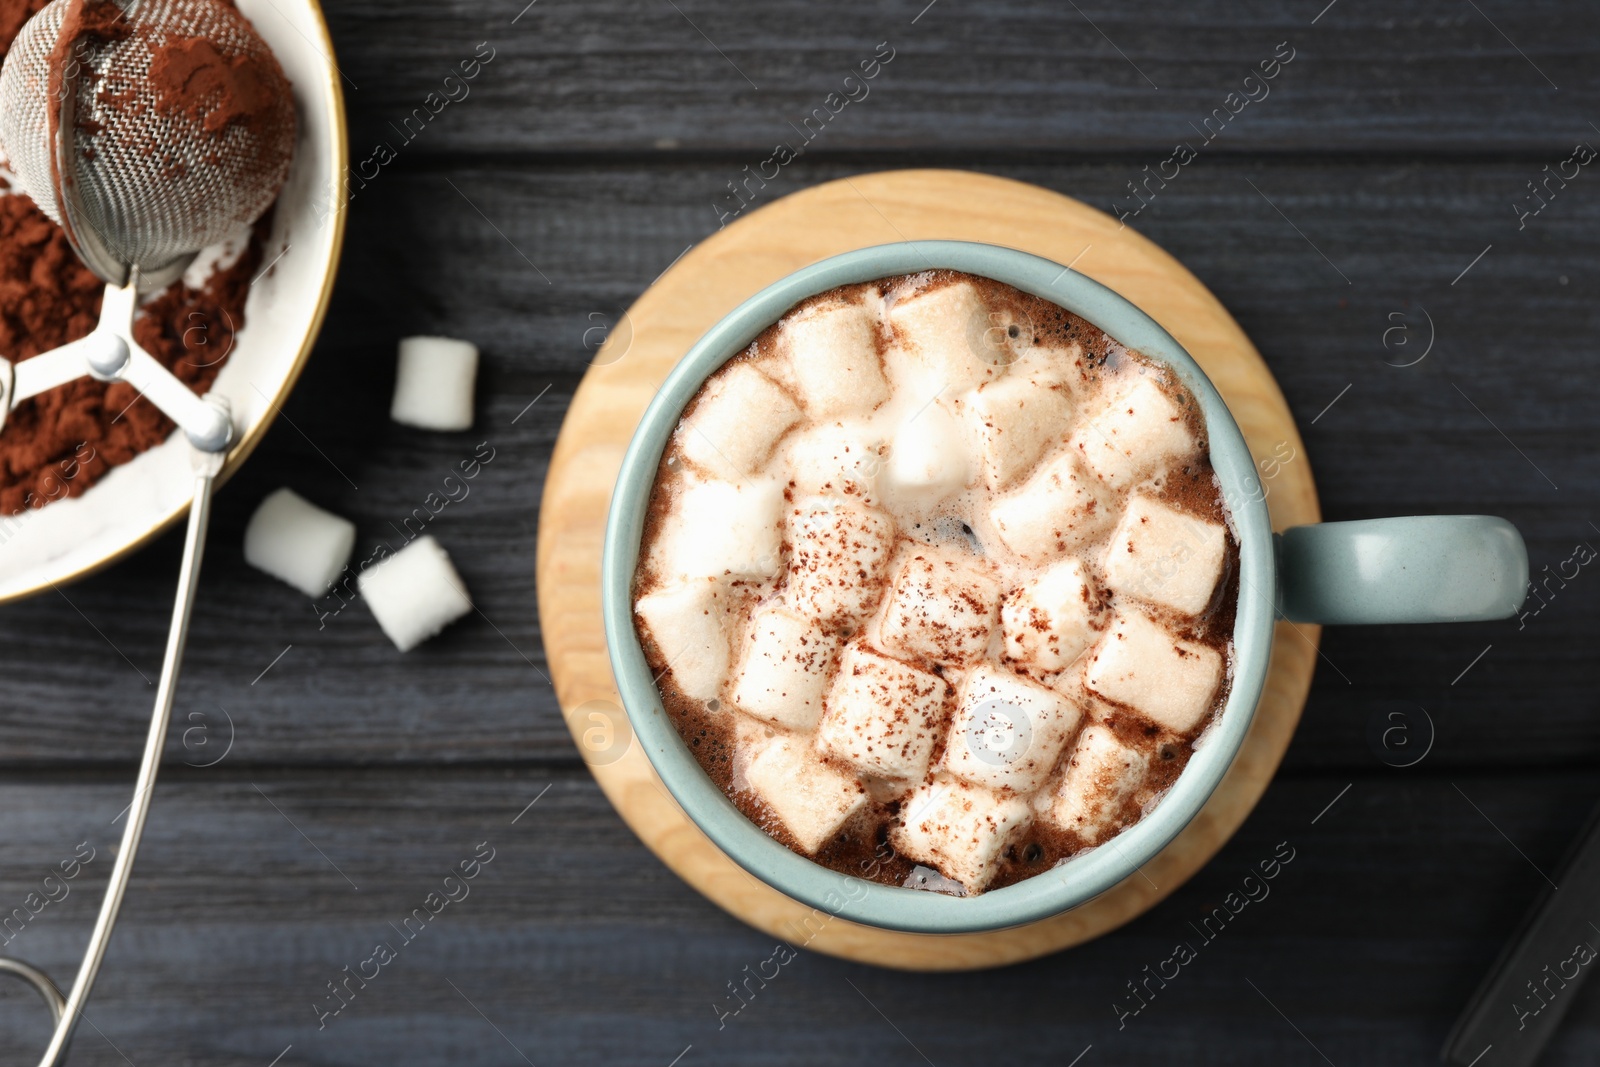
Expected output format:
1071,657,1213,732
0,0,274,515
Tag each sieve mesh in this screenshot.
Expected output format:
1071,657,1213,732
0,0,294,280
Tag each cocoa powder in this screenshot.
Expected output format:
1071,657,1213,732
0,0,276,515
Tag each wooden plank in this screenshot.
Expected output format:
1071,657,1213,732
321,0,1600,154
0,159,1594,767
0,767,1593,1064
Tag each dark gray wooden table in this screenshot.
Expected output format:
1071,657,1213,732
3,2,1599,1063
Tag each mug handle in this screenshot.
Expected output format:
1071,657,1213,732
1277,516,1528,624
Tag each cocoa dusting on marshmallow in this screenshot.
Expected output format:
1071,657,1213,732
634,270,1241,894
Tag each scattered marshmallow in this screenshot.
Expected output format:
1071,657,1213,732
987,452,1113,562
1001,557,1103,672
634,578,733,702
890,774,1033,892
784,499,896,630
1043,723,1149,844
243,488,356,597
885,280,1007,398
877,548,1002,667
390,336,478,431
967,373,1073,490
678,361,802,482
729,605,842,731
1083,609,1223,733
776,297,890,419
781,423,886,503
653,477,784,581
358,535,472,652
941,665,1083,794
885,402,970,501
816,640,951,782
1102,494,1227,616
745,731,869,854
1071,373,1198,489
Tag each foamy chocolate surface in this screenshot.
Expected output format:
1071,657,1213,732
633,271,1239,896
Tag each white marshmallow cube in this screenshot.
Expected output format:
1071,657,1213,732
776,297,890,419
678,362,802,482
1071,373,1198,489
1001,557,1102,672
729,605,842,731
781,423,886,504
390,336,478,431
1044,724,1149,844
633,578,733,702
988,452,1113,562
653,477,783,581
1103,494,1227,616
885,280,1007,398
967,373,1073,490
784,499,896,629
890,775,1033,892
1083,609,1224,733
816,641,951,782
358,535,472,652
745,731,869,854
885,402,970,502
243,488,356,597
941,665,1083,794
877,548,1002,667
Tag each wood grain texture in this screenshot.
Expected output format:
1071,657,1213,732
327,0,1600,154
0,767,1595,1066
534,169,1320,967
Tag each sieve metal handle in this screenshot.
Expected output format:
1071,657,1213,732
0,437,225,1067
2,274,234,452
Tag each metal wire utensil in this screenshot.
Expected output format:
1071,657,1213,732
0,0,295,1061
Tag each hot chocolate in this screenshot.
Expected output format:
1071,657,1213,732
632,270,1239,896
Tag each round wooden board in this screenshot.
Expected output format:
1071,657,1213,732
535,169,1321,971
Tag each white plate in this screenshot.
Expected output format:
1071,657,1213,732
0,0,347,602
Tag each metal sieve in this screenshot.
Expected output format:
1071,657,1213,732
0,1,294,1062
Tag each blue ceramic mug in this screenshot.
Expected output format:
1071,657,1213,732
602,241,1527,935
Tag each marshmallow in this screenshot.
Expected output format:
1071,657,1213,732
728,605,842,731
653,477,784,581
890,775,1033,892
877,548,1001,667
816,641,951,782
967,374,1073,490
941,665,1083,794
1001,557,1103,672
885,280,1006,399
1043,724,1149,844
1010,342,1085,389
782,423,886,504
1103,494,1227,616
885,402,970,502
1083,609,1223,733
390,336,478,431
358,535,472,652
745,731,869,854
678,362,802,482
634,578,733,702
784,499,896,630
988,452,1113,562
1071,373,1198,489
776,297,890,419
243,488,356,597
